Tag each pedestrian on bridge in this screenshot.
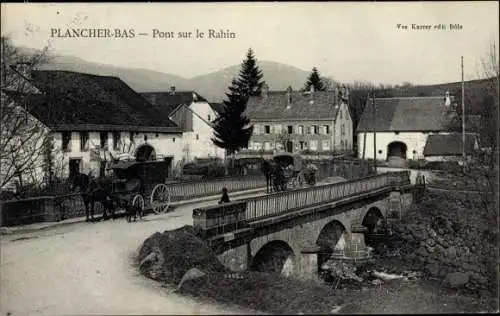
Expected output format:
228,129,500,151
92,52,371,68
218,187,230,204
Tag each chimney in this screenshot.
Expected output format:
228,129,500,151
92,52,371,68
341,85,347,101
262,83,269,98
444,90,451,107
286,86,293,108
170,86,176,95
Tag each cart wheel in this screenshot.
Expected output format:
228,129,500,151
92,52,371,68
150,184,171,214
132,194,145,211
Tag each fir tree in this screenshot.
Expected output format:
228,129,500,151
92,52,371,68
211,78,254,156
211,48,265,158
304,67,326,91
237,48,265,98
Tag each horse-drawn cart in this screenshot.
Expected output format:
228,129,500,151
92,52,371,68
108,159,172,214
272,153,304,189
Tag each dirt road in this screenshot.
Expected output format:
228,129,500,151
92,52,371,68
0,197,266,316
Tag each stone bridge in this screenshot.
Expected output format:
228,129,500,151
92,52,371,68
193,171,425,281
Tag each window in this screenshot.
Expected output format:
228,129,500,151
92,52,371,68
155,133,159,138
254,142,262,150
322,140,330,150
313,125,319,134
341,124,345,136
129,132,134,142
144,134,148,141
308,126,314,134
62,132,71,152
80,132,89,151
196,134,199,140
112,132,121,150
208,114,211,121
299,141,305,150
100,132,108,149
324,125,330,134
340,110,343,119
298,125,304,134
378,150,383,154
264,141,272,150
309,140,318,151
287,125,293,134
173,137,176,143
264,125,271,134
274,124,282,134
253,124,260,135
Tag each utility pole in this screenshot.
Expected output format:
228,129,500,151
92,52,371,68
372,92,377,173
461,56,466,172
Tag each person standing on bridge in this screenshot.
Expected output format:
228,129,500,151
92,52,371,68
218,187,230,204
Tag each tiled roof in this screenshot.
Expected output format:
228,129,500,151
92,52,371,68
140,91,208,115
209,102,226,116
356,97,454,132
245,91,344,121
423,133,478,156
8,70,182,133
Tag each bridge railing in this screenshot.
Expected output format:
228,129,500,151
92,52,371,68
192,171,410,238
166,175,266,201
244,173,390,221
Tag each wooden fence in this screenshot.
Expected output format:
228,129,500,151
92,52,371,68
193,171,410,239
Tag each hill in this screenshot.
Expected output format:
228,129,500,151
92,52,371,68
24,47,317,102
388,78,496,114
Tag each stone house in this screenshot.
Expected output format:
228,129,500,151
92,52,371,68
2,70,183,187
141,88,226,162
241,85,354,158
355,92,479,166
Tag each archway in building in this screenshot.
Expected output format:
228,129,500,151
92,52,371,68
362,207,384,247
315,220,347,274
135,144,156,162
250,241,295,276
387,141,407,160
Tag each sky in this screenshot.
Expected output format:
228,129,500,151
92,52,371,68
1,2,499,85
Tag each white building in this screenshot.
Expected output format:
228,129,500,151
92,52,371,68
356,93,471,166
141,89,226,162
2,70,184,189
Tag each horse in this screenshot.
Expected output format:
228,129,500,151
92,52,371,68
71,173,116,222
261,159,274,194
261,159,286,193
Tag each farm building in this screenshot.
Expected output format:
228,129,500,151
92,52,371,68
1,70,184,190
355,92,478,167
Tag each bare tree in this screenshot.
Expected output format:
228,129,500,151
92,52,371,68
0,36,51,192
456,42,499,222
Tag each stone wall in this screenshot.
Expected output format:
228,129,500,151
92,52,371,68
393,191,498,295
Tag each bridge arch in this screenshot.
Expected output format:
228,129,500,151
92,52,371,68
250,240,295,276
315,220,347,272
362,207,385,247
